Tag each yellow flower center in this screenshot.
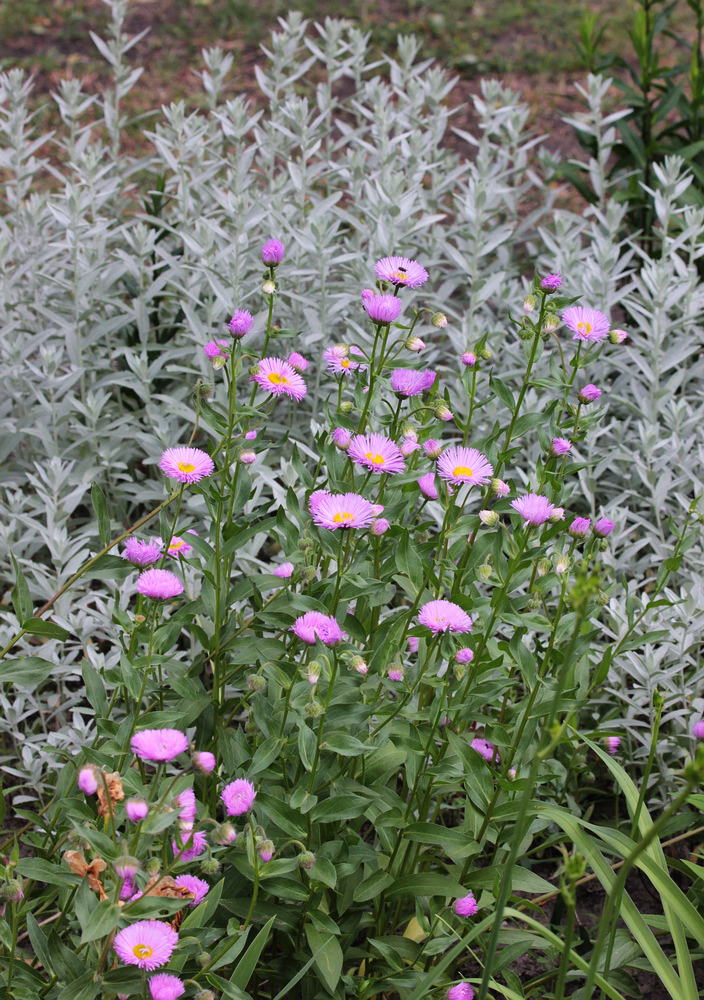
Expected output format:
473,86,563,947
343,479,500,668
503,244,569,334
366,452,385,464
268,372,288,385
341,358,350,367
133,944,153,960
389,270,409,283
333,511,355,523
177,462,196,473
170,540,184,550
577,322,591,335
453,466,472,477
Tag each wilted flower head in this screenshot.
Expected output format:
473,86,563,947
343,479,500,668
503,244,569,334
510,493,555,526
333,427,352,449
563,306,609,342
149,973,186,1000
309,491,375,530
204,338,229,359
423,439,442,459
287,350,309,371
541,272,563,292
273,562,294,578
160,447,214,484
292,611,346,646
252,358,307,400
418,600,472,634
113,920,178,971
126,798,149,822
348,433,406,475
221,778,256,816
174,874,209,906
569,516,591,537
390,368,436,397
454,891,478,916
471,738,497,763
417,473,439,500
437,447,493,487
461,351,477,367
578,383,602,403
363,293,403,324
123,538,162,567
78,766,98,795
374,255,428,288
131,729,188,762
261,238,285,265
550,437,571,457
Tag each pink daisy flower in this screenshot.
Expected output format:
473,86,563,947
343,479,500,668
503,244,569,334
193,750,216,774
157,535,193,558
448,984,474,1000
176,789,197,825
172,830,207,862
287,351,309,372
160,447,214,484
273,562,294,578
471,738,497,763
418,600,472,634
78,766,98,795
113,920,178,971
510,493,555,526
454,891,478,916
149,974,186,1000
123,538,162,567
221,778,256,816
562,306,609,343
461,352,477,367
578,383,602,403
423,439,442,458
418,473,439,500
550,437,571,457
262,238,285,265
364,294,403,324
173,874,209,906
437,447,493,487
136,569,184,600
569,516,591,537
390,369,436,397
348,433,406,475
131,729,188,762
693,720,704,739
252,358,307,400
594,517,614,537
309,491,374,530
605,736,621,755
541,272,563,292
292,610,347,646
228,310,253,337
204,338,229,358
126,798,148,822
323,348,365,376
374,255,428,288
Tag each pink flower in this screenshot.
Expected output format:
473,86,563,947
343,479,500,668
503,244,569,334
541,272,563,292
605,736,620,755
448,984,474,1000
374,255,428,288
172,830,207,862
693,720,704,739
348,433,406,475
423,439,442,459
456,647,473,664
371,504,385,515
176,789,197,825
113,920,178,971
120,877,135,900
492,479,510,497
273,562,294,578
239,450,256,465
562,306,609,342
333,428,352,449
244,430,257,440
454,891,478,916
252,358,307,400
126,798,148,822
407,637,419,653
193,751,216,774
594,517,614,537
435,403,454,422
400,437,420,457
204,338,229,358
221,778,257,816
136,569,184,600
78,766,98,795
160,447,214,485
550,437,571,457
437,446,493,487
510,493,555,526
309,491,374,530
262,238,285,265
157,535,193,558
461,351,477,367
418,473,439,500
418,600,472,634
578,383,601,403
228,310,253,337
364,294,403,324
388,667,404,682
123,538,162,567
131,729,188,762
287,351,309,372
149,973,186,1000
173,874,209,906
471,738,497,763
610,328,628,344
390,369,436,397
258,840,275,863
569,516,591,537
292,610,347,646
371,518,390,536
323,347,366,376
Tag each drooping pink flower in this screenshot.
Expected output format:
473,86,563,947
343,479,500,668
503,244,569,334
204,338,229,358
594,517,614,537
78,766,98,795
448,983,474,1000
418,473,439,500
273,562,294,578
131,729,188,762
693,720,704,739
221,778,257,816
569,516,591,537
610,328,628,344
423,439,442,458
605,736,621,756
136,569,184,600
176,789,197,826
126,798,148,822
364,294,403,324
113,920,178,971
258,840,275,863
261,238,285,265
333,428,352,449
437,447,493,487
456,647,474,664
471,738,497,763
390,369,436,397
400,437,420,457
160,447,214,485
123,538,162,567
492,479,510,497
388,667,404,682
193,751,216,774
287,351,309,372
309,491,374,530
418,600,472,634
435,403,454,422
371,518,390,536
578,384,602,403
157,535,193,559
461,351,477,367
374,255,428,288
510,493,555,526
149,973,186,1000
292,611,347,646
550,437,571,457
562,306,609,342
541,272,563,292
172,830,207,862
348,433,406,475
407,336,425,351
252,358,307,400
120,877,135,900
454,891,478,916
173,874,209,906
114,856,140,880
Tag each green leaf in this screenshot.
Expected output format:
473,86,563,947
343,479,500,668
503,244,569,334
385,873,464,899
230,915,276,990
304,926,343,995
26,913,55,976
91,482,111,545
309,794,370,823
248,736,283,777
21,618,69,641
15,857,81,886
322,733,370,756
10,554,32,623
467,864,553,894
353,868,394,902
80,900,122,943
56,971,101,1000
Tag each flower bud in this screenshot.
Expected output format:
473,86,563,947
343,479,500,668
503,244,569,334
300,567,316,583
200,858,221,876
239,450,256,465
536,557,551,577
609,328,628,344
406,336,425,351
247,674,267,692
400,439,419,457
194,992,215,1000
212,355,228,371
350,655,368,675
298,851,316,870
371,518,390,536
435,403,454,422
213,823,237,846
125,798,149,822
479,348,492,361
333,427,351,450
604,736,621,755
114,855,140,880
258,840,275,863
305,700,324,718
193,751,216,774
461,351,477,367
478,510,498,527
478,563,493,581
387,665,404,682
555,555,570,575
307,662,321,685
262,279,276,295
491,478,510,496
1,880,23,902
453,663,466,681
523,295,536,314
548,507,565,522
145,857,161,876
542,313,560,333
526,596,542,611
78,766,99,796
423,439,442,459
518,325,533,342
431,312,448,328
595,590,610,606
339,400,354,414
196,952,212,968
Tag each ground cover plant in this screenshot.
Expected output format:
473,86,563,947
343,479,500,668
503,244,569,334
1,6,704,1000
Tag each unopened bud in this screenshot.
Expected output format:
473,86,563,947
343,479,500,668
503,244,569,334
434,403,454,422
431,312,448,328
212,355,227,371
595,590,610,606
307,662,321,685
196,952,212,968
134,614,146,624
200,858,221,876
406,336,425,351
542,313,560,334
536,557,551,577
491,478,510,496
453,663,466,681
479,348,492,361
478,510,498,527
144,857,161,876
371,518,390,536
526,596,542,611
1,880,23,902
239,450,256,465
555,555,570,575
262,279,276,295
518,325,533,342
548,507,565,523
350,655,368,675
478,563,493,581
247,674,267,691
300,567,316,583
305,700,324,718
523,295,536,314
609,328,628,344
339,400,354,414
298,851,316,870
213,823,237,846
194,992,215,1000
